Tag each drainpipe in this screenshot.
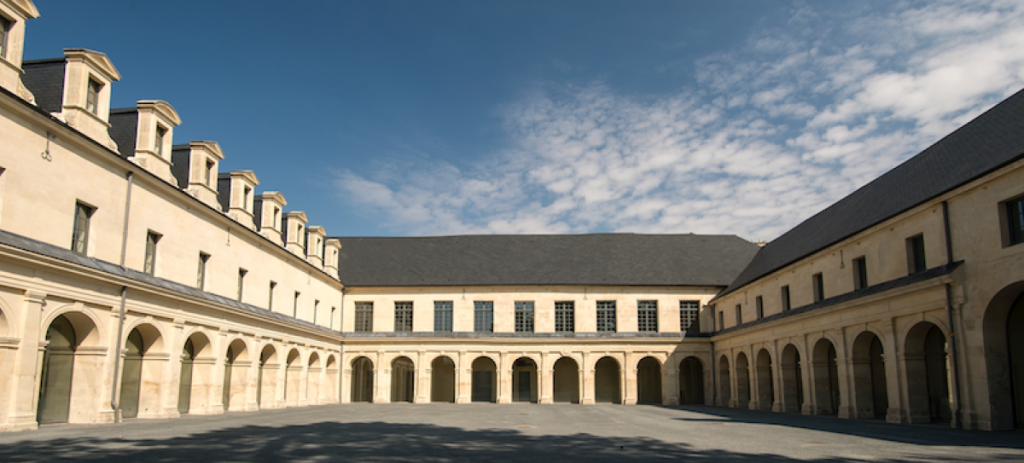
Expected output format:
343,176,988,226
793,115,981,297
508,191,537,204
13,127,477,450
709,304,716,407
111,171,134,423
942,201,963,428
338,287,345,403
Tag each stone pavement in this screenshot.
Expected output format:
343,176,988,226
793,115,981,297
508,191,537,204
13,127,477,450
1,404,1022,462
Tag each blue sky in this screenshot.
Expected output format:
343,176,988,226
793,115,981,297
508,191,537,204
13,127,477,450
25,1,1024,240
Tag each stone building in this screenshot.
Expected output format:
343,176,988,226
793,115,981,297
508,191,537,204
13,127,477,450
0,0,1022,432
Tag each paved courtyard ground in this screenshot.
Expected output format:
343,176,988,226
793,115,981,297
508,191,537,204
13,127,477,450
1,404,1022,462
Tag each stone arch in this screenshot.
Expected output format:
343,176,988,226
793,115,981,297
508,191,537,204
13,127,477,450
307,352,322,405
390,356,414,403
430,355,456,403
780,344,804,413
735,351,751,409
637,356,662,404
471,356,497,403
0,295,15,338
222,338,250,412
679,356,704,405
37,311,103,424
553,357,579,403
755,348,774,411
811,337,840,415
178,331,213,415
284,348,302,406
325,354,339,404
257,344,279,409
851,330,888,419
512,356,538,403
903,321,951,424
718,354,731,406
119,322,164,419
350,356,374,403
594,356,621,404
42,306,104,349
982,282,1024,430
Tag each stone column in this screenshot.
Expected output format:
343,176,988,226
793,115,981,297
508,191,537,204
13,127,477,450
664,362,679,406
456,351,470,404
374,351,388,403
246,343,261,411
836,330,855,419
497,352,511,404
163,319,185,418
539,352,554,404
623,354,637,405
800,335,813,415
415,351,430,404
340,359,352,404
883,322,905,424
5,290,45,431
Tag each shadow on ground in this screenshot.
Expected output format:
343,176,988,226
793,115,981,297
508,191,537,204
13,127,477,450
669,405,1024,450
2,418,1023,463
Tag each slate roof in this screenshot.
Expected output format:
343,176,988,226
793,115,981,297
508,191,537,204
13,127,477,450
21,59,66,114
718,87,1024,299
331,234,760,287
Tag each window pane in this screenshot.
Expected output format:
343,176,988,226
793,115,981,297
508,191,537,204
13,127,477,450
680,301,699,331
355,302,373,332
555,301,574,332
434,301,453,332
638,300,658,332
1008,197,1024,246
515,301,534,333
72,203,92,254
395,302,413,332
474,301,493,332
596,301,616,332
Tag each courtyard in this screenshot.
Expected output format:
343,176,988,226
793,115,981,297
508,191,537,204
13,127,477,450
0,404,1021,462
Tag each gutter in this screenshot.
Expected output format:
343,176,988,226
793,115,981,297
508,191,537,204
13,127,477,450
111,170,134,423
942,201,963,429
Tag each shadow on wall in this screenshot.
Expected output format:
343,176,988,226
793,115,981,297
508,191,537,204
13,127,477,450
668,405,1024,450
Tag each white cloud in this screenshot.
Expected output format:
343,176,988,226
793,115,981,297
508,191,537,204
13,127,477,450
334,0,1024,240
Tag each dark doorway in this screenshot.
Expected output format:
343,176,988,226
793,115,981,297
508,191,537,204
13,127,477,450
37,315,76,424
594,357,621,404
679,357,704,404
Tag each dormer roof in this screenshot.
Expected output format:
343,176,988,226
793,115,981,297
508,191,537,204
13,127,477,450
137,100,181,126
5,0,39,18
63,48,121,82
191,140,224,160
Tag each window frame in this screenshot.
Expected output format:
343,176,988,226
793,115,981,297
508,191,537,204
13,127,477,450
204,159,215,186
143,231,161,276
637,300,658,332
71,201,94,255
154,125,167,158
596,300,616,333
906,234,927,274
434,301,453,332
755,296,763,319
680,300,699,332
735,304,742,326
394,301,414,332
812,273,824,303
196,252,210,290
1004,194,1024,247
268,281,277,311
554,301,575,333
354,302,373,332
780,286,791,312
236,268,247,302
293,291,300,317
852,256,868,291
85,78,101,115
473,301,493,333
0,15,11,60
514,301,534,333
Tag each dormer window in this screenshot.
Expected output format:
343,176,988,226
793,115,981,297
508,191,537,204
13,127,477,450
273,207,280,229
243,186,251,211
85,78,101,114
0,16,10,60
154,125,167,157
205,160,214,186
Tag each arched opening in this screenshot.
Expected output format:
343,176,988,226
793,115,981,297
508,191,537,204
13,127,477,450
904,322,951,424
755,349,774,411
512,357,538,403
735,352,751,409
325,356,339,403
258,345,278,409
718,355,731,406
637,357,662,404
38,315,77,424
679,357,704,405
594,356,621,404
222,339,248,412
430,356,456,403
471,357,496,403
553,357,579,403
350,357,374,403
852,331,888,419
811,339,840,415
284,349,301,406
178,332,212,415
391,356,415,403
982,284,1024,429
119,324,163,419
780,344,804,413
307,353,322,405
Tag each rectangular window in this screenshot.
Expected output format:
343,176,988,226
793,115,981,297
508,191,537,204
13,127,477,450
330,307,336,330
268,281,277,311
86,78,101,114
853,256,868,290
143,231,161,276
154,125,166,158
313,299,319,325
596,301,616,332
906,234,926,274
434,301,453,332
812,273,824,302
514,301,534,333
71,202,94,255
205,160,215,186
0,16,10,59
236,268,247,301
293,291,300,317
555,301,575,332
755,296,764,319
1006,196,1024,246
354,302,373,332
196,252,210,290
781,286,791,312
474,301,493,333
638,300,658,332
680,300,700,332
717,311,724,331
735,304,742,326
395,301,413,332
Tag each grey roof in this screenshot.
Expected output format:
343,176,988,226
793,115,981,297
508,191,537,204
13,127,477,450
0,229,338,337
718,87,1024,299
21,59,66,114
331,234,760,287
108,108,138,158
